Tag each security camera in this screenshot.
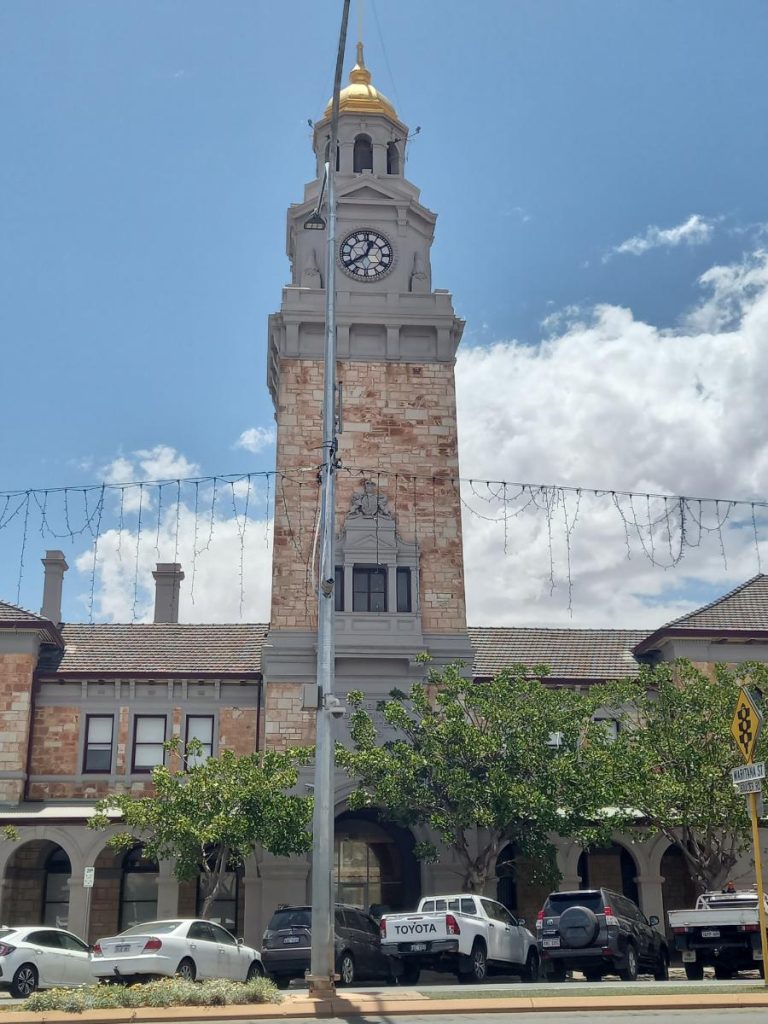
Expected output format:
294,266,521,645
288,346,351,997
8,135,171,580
325,695,345,720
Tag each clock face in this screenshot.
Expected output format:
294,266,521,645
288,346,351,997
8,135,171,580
339,229,394,281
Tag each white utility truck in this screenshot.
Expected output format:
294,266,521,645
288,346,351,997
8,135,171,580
379,894,538,984
668,890,768,979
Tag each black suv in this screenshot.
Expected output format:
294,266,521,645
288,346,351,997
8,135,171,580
536,888,669,982
261,905,394,987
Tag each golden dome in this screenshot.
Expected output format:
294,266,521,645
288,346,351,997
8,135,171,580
324,42,397,120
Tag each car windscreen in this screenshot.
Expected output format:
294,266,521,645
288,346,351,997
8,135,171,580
545,893,604,914
119,921,182,935
0,929,15,939
268,909,311,930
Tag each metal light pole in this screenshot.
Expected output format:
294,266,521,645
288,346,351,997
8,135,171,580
306,0,350,999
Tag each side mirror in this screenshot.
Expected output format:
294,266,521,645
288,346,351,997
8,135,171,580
517,917,526,927
237,937,244,945
649,915,659,927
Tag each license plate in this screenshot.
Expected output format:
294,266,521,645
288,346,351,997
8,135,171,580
410,943,427,952
701,929,720,938
283,936,300,944
542,938,560,948
114,944,131,953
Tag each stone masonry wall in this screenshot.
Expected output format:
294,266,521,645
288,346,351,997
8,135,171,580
29,705,79,776
26,704,259,800
0,652,37,803
264,683,316,752
271,358,466,633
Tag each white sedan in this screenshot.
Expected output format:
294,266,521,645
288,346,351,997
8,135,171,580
0,926,94,997
92,919,264,982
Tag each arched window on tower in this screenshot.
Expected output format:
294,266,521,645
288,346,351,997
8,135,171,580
386,142,400,175
323,140,340,172
353,134,373,173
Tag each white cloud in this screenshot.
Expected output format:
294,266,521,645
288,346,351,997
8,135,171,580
456,248,768,626
235,427,276,454
75,475,273,623
604,214,714,261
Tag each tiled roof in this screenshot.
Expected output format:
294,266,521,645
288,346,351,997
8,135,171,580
37,623,269,677
666,574,768,629
0,600,50,624
468,627,645,681
633,575,768,654
0,600,63,646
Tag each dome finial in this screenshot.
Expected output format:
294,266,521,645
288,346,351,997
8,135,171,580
356,40,365,67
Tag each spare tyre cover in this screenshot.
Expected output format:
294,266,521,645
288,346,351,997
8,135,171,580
558,905,599,948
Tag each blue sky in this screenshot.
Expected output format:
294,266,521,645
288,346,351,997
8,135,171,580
2,1,768,625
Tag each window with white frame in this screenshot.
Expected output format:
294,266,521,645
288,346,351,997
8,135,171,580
593,716,620,741
83,715,114,773
185,715,214,766
132,715,166,773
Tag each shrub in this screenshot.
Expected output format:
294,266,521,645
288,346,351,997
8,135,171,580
24,975,281,1013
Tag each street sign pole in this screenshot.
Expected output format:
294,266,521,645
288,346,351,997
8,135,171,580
747,789,768,985
730,687,768,986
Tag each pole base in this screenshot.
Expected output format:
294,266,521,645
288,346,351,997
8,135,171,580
306,974,337,998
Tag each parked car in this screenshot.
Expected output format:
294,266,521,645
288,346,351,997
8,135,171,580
536,888,669,982
380,894,539,984
91,919,263,983
669,889,768,979
261,904,393,987
0,926,94,997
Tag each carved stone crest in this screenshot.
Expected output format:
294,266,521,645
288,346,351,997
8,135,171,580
348,480,391,519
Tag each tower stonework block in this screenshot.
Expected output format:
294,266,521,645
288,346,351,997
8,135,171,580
263,47,474,748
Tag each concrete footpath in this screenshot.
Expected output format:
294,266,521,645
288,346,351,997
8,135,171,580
4,987,768,1022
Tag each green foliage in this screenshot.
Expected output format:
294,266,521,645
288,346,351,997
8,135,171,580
24,976,280,1013
336,663,623,891
595,660,768,892
88,745,312,915
1,825,19,842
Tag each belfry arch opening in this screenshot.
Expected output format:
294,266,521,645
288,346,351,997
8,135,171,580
353,134,373,173
386,142,400,174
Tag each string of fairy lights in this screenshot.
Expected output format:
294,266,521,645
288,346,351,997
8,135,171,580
1,467,766,621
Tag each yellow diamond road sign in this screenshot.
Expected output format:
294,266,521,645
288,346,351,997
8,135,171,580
731,688,764,763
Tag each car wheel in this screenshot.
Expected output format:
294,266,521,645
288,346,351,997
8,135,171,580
653,953,669,981
521,949,540,982
246,961,264,982
714,965,733,980
583,970,603,982
176,958,196,982
618,944,638,982
10,964,38,999
684,963,704,981
545,962,567,982
400,963,421,986
459,941,488,983
337,952,355,987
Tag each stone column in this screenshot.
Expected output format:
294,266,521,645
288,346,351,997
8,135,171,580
635,874,666,930
156,861,179,919
67,879,90,940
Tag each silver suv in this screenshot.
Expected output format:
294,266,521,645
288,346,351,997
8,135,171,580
536,888,669,982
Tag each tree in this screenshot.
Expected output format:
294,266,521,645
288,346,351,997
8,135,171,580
88,743,313,918
595,660,768,893
335,661,625,893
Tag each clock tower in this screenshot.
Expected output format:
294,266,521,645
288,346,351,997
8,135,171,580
263,44,473,748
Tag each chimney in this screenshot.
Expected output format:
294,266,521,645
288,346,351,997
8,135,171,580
41,550,69,624
152,563,185,623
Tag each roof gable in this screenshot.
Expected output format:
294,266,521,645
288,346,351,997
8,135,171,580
633,575,768,654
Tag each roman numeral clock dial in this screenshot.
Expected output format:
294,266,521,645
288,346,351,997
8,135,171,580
339,229,395,280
